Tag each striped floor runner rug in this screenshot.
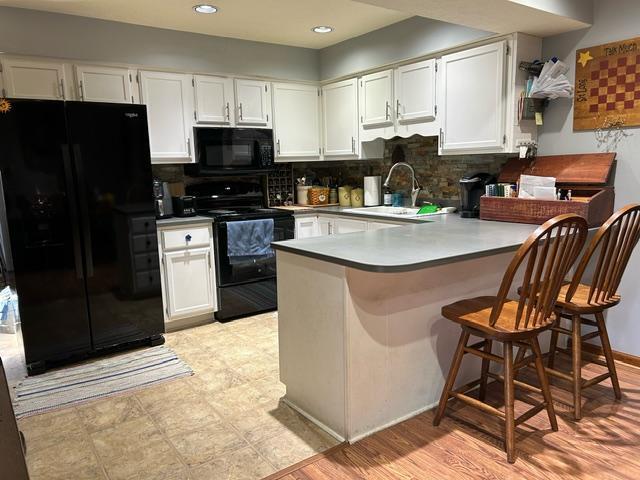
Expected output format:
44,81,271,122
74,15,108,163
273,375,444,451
13,346,193,418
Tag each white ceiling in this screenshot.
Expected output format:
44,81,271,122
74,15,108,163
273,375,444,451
352,0,593,37
0,0,411,49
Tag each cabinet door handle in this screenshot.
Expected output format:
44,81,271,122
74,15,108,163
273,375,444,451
59,79,65,99
187,138,191,156
239,103,243,121
439,128,444,146
276,139,281,155
79,80,84,101
396,99,401,119
351,137,355,154
185,234,192,243
225,102,230,122
385,101,390,120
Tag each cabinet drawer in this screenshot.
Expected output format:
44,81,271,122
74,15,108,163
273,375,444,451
161,226,210,250
134,253,160,271
130,216,156,235
132,234,157,253
135,269,161,290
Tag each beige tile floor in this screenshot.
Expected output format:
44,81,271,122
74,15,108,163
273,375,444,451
11,312,339,480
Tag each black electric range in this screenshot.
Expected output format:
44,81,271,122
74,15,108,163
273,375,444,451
185,181,294,321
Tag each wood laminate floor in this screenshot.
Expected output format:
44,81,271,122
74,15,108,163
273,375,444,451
272,353,640,480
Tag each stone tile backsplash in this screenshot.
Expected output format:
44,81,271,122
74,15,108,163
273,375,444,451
152,135,513,206
291,135,512,202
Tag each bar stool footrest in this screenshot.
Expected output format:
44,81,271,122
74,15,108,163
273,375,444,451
583,372,611,388
515,403,547,426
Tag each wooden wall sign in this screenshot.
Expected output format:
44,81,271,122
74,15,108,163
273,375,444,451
574,36,640,131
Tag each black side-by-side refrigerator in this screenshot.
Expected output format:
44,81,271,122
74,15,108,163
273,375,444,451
0,99,164,375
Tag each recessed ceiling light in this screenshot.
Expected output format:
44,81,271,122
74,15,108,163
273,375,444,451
312,26,333,34
193,4,218,14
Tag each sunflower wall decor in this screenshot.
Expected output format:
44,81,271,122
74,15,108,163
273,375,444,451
0,97,11,114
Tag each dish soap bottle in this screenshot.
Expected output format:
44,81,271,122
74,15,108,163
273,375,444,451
383,186,393,206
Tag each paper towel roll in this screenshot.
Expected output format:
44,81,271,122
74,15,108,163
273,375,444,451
364,176,381,206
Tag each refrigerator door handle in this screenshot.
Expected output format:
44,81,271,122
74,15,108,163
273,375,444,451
72,144,94,278
61,144,84,280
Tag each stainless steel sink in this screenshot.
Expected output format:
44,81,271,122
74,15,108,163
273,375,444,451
343,206,447,218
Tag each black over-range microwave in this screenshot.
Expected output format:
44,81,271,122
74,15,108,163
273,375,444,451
185,127,275,176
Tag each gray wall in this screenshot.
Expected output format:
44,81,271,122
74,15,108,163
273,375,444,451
319,16,492,81
0,7,319,81
538,0,640,355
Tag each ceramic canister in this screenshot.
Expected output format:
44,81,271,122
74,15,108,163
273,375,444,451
350,188,364,208
296,185,311,205
338,186,352,207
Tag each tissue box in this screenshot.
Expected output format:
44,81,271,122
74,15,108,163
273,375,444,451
480,153,616,227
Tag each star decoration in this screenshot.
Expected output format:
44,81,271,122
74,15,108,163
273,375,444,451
0,98,11,114
578,50,593,68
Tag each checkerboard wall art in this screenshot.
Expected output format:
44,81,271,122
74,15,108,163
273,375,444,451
574,36,640,131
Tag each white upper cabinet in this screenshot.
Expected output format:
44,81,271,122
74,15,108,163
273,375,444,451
1,58,67,100
440,41,507,153
358,62,439,141
359,69,394,128
234,78,271,127
139,70,194,164
272,83,320,160
322,79,359,158
194,74,234,125
75,65,134,103
395,59,436,124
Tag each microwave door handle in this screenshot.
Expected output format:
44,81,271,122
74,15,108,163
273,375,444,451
61,144,84,280
72,144,94,278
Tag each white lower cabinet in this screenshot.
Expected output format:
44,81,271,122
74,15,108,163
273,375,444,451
158,223,217,324
317,216,333,236
294,216,319,239
333,218,368,235
294,214,403,238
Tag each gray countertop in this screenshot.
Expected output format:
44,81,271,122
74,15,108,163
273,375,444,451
272,214,540,273
156,215,213,227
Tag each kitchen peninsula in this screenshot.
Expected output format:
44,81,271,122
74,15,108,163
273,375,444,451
273,215,540,442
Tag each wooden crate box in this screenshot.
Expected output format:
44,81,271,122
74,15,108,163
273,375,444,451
480,153,616,227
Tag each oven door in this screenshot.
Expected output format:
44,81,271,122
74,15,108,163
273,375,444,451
188,127,274,176
214,216,294,286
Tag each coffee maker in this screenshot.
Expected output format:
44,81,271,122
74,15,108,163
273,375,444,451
459,173,495,218
153,179,173,218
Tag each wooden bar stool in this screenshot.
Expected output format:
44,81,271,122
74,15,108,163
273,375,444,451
523,204,640,420
433,214,588,463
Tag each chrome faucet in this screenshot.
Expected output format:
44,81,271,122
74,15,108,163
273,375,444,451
383,162,422,207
